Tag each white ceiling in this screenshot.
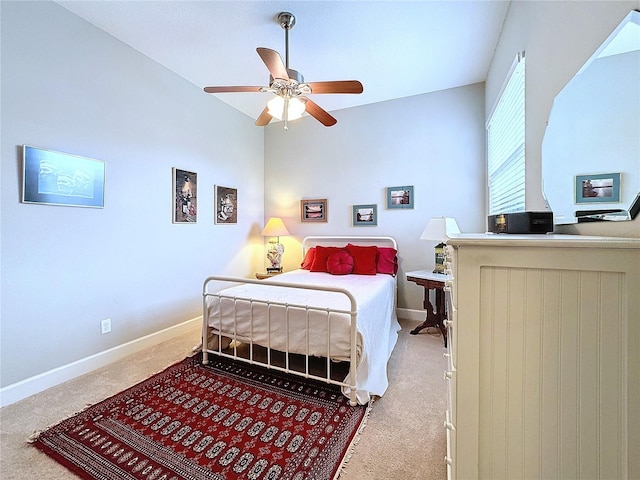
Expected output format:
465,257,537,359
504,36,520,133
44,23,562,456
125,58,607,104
55,1,510,121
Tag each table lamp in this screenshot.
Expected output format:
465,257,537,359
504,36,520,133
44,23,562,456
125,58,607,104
420,217,460,273
261,217,289,272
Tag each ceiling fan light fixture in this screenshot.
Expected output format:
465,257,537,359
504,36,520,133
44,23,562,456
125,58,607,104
203,11,362,129
267,96,306,121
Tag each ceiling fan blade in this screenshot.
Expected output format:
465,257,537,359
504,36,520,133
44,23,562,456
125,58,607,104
257,48,289,81
255,107,273,126
204,86,263,93
303,98,337,127
307,80,363,94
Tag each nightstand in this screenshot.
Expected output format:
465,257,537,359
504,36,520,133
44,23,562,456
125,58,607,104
405,270,451,347
255,272,282,280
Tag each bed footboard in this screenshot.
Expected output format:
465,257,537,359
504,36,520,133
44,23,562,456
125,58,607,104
202,276,359,406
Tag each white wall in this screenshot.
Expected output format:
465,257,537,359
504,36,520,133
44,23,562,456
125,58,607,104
487,0,640,237
263,84,487,310
0,1,264,392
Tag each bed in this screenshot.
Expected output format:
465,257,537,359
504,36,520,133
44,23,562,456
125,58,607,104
201,236,400,405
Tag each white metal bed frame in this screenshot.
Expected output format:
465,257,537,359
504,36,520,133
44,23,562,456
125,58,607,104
201,236,397,406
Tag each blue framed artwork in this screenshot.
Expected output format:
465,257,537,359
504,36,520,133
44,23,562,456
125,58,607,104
352,204,377,226
386,185,414,209
575,172,621,204
22,145,105,208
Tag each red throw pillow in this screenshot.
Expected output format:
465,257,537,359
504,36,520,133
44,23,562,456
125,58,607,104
310,246,341,272
300,247,316,270
345,244,378,275
377,247,398,275
327,251,354,275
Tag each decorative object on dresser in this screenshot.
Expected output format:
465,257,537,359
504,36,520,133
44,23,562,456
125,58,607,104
443,234,640,480
575,190,640,222
406,270,451,346
22,145,106,209
260,217,289,272
31,354,370,480
487,211,553,234
420,216,460,273
172,168,197,223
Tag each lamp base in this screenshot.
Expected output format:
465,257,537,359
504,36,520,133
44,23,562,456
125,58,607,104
266,241,284,272
433,242,446,274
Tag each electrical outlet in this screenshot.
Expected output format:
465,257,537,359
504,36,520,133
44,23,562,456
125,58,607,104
101,318,111,334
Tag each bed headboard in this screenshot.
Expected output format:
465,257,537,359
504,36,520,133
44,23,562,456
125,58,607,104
301,236,397,255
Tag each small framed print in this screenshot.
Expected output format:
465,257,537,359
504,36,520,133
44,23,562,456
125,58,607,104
386,186,414,209
352,204,377,226
22,145,105,208
300,198,328,222
575,172,621,204
215,185,238,224
173,168,197,223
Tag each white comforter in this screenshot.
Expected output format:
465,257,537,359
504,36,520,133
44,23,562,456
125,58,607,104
206,270,400,404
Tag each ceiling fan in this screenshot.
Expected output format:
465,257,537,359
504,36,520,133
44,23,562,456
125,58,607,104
203,12,364,130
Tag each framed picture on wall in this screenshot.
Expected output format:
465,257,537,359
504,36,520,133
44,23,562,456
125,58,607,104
575,172,621,204
22,145,105,208
215,185,238,224
386,185,414,209
173,168,197,223
300,198,328,222
352,204,378,226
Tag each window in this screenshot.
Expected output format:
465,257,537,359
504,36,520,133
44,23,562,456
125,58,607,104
487,53,525,215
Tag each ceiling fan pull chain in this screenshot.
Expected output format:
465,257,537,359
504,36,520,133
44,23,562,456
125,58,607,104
283,97,290,131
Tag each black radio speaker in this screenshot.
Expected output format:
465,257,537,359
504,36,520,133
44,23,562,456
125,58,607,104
488,211,553,234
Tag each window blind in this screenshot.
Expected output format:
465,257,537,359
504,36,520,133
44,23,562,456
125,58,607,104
487,54,525,215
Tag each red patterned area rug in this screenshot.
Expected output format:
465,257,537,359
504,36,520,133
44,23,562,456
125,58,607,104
31,354,370,480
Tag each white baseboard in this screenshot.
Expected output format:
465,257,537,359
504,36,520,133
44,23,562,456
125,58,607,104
0,316,201,408
396,308,427,322
1,311,425,407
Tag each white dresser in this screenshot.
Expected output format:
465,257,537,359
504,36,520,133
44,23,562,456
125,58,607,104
442,234,640,480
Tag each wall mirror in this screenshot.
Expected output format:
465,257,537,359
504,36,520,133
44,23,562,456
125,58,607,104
542,10,640,224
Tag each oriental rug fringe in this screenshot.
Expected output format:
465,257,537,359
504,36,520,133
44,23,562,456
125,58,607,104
30,354,370,480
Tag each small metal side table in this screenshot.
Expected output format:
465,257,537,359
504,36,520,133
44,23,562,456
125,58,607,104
405,270,451,347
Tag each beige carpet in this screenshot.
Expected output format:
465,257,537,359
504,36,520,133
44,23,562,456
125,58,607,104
0,318,446,479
